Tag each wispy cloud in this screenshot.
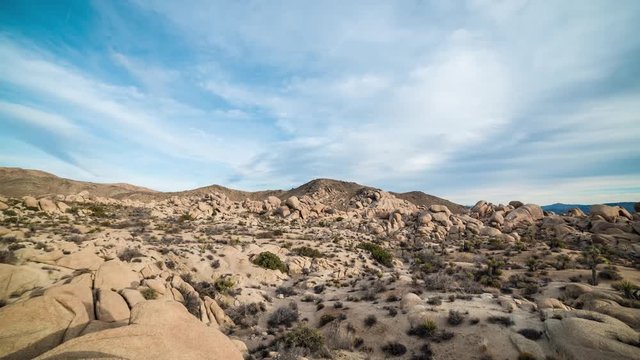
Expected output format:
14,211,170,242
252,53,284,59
1,0,639,204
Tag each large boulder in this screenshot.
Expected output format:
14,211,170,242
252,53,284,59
56,248,104,270
590,205,624,222
96,289,130,323
0,264,50,300
0,294,89,359
544,310,639,360
37,198,58,214
94,260,141,291
34,300,244,360
504,204,543,225
22,196,38,210
285,196,302,211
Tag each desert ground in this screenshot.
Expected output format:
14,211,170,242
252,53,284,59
0,168,639,360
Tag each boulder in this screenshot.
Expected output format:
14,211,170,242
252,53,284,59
505,204,544,225
96,289,130,323
568,207,586,217
121,289,146,308
480,226,503,237
544,310,639,360
56,201,70,213
55,248,104,270
285,196,302,210
508,201,524,209
0,294,89,359
590,205,622,222
94,260,140,290
276,206,291,217
44,273,95,320
37,198,58,214
0,264,50,300
429,204,451,215
536,297,568,311
401,293,422,310
22,196,38,210
34,300,244,360
266,196,281,208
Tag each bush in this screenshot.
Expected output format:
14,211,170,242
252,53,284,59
268,304,299,327
447,310,464,326
357,242,393,267
381,342,407,356
487,315,514,327
408,319,438,338
214,276,235,294
253,251,286,272
276,286,298,297
319,314,336,327
282,326,324,352
118,248,144,262
612,280,638,299
293,246,324,258
0,250,17,264
599,267,623,281
226,302,265,328
140,288,157,300
427,296,442,306
517,328,542,341
364,314,377,327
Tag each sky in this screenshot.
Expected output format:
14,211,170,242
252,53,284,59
1,0,639,205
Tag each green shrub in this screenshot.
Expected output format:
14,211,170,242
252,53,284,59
357,242,393,267
319,314,336,327
253,251,286,272
408,319,438,338
293,246,324,258
282,326,325,352
612,280,638,299
364,314,377,327
214,276,235,294
140,288,157,300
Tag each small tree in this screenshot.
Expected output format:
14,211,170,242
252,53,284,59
582,245,607,285
485,257,504,277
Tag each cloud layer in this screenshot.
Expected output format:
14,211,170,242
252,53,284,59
1,0,639,204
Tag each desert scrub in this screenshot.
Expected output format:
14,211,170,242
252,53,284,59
447,310,464,326
268,303,299,327
0,250,18,264
612,280,638,299
214,276,235,294
357,242,393,267
487,315,514,327
117,247,144,262
140,287,157,300
318,314,336,327
253,251,286,272
364,314,377,327
282,326,325,353
381,342,407,357
408,319,438,338
292,246,324,258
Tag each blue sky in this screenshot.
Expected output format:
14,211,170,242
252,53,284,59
1,0,639,205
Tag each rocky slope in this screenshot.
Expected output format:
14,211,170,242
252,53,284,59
0,169,639,360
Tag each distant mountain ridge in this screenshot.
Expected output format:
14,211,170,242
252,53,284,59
0,167,466,213
542,202,636,215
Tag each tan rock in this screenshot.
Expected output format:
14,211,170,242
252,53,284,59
96,289,130,323
121,288,146,308
544,310,639,360
590,204,623,222
144,278,167,294
401,292,422,310
22,196,38,210
285,196,301,210
55,248,104,270
37,198,58,214
0,264,50,300
0,294,89,359
94,259,140,290
35,300,244,360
